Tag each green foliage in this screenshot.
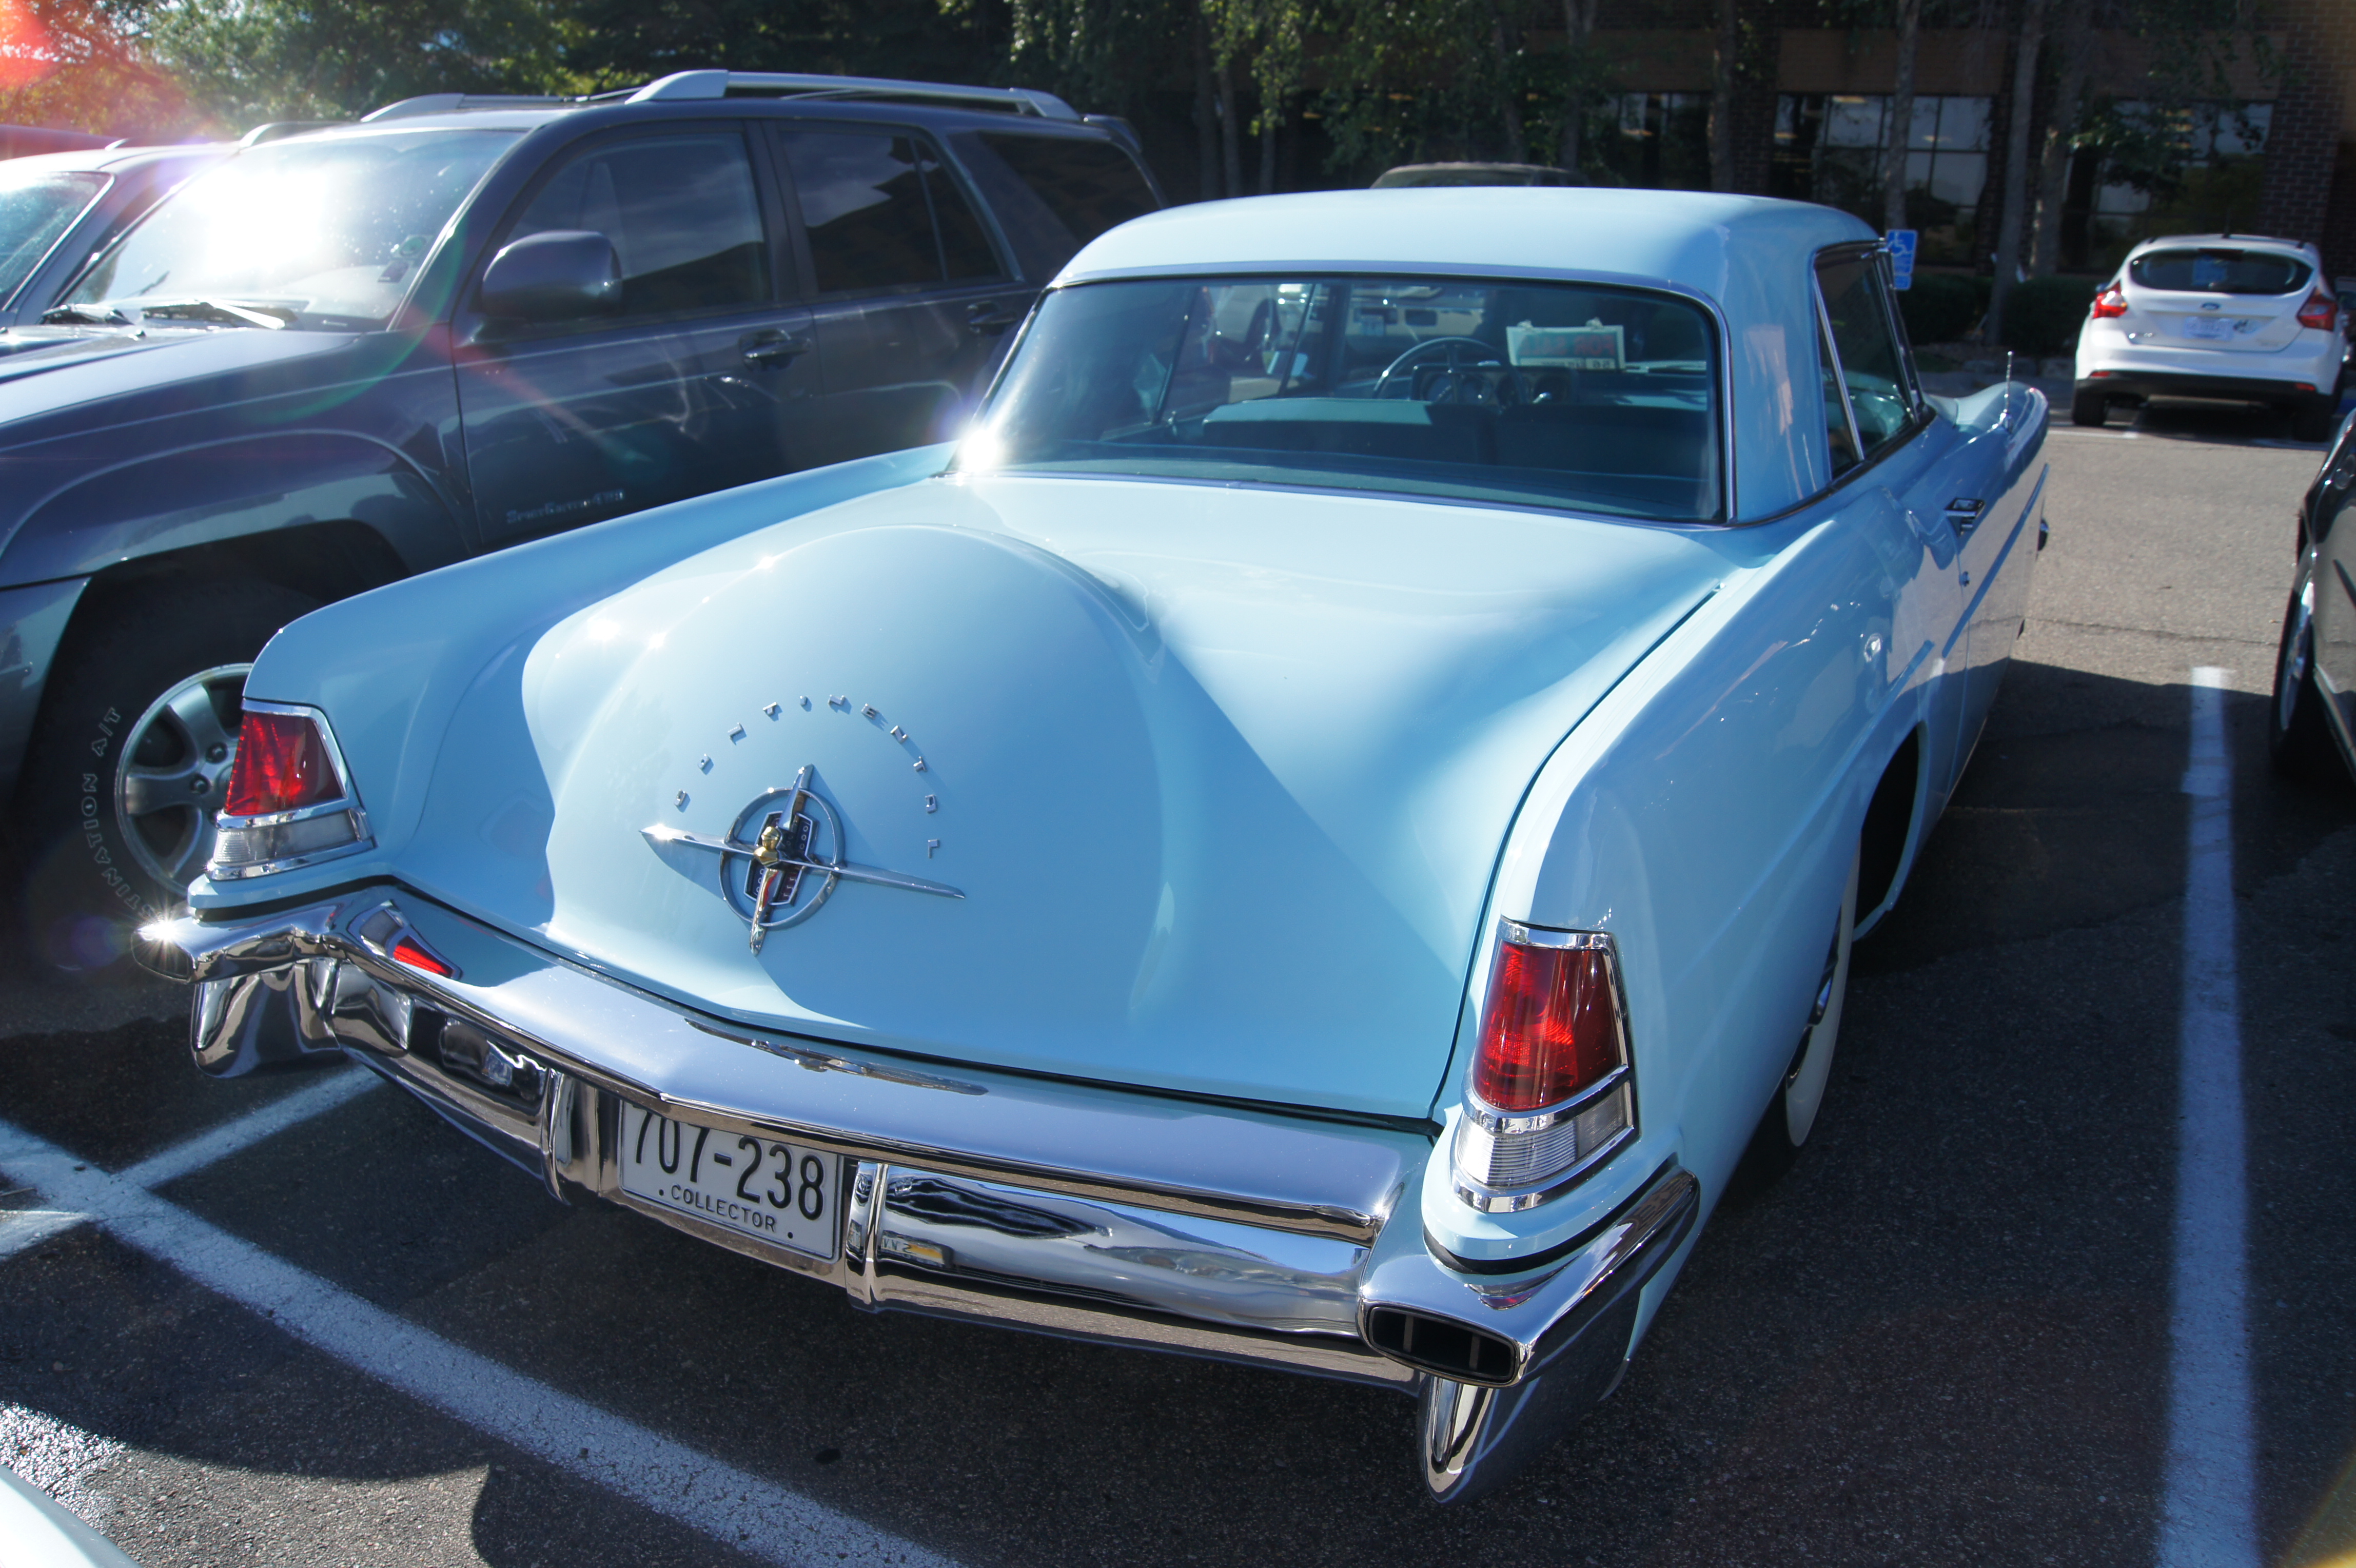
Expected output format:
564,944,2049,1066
0,0,196,140
129,0,581,125
1896,272,1978,345
1999,275,2097,358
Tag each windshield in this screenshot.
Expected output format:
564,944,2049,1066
71,129,518,329
955,276,1721,522
2129,247,2313,297
0,170,106,307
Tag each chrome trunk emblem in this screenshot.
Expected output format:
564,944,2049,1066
643,766,963,952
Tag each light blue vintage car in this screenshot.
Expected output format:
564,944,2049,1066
144,187,2047,1501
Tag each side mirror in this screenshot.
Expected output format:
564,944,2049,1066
478,230,621,323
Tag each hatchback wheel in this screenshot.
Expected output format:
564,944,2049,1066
2070,387,2110,427
13,578,320,971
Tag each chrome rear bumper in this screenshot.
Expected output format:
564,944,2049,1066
142,890,1697,1498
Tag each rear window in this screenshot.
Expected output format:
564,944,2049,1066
978,134,1156,248
957,275,1722,522
2129,247,2313,296
0,170,106,306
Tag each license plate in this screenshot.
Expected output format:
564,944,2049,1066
618,1103,838,1260
2181,316,2236,340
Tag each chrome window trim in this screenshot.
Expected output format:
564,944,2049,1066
1814,280,1864,476
206,697,376,879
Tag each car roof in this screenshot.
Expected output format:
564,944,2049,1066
2129,232,2316,257
0,143,222,175
1056,187,1873,299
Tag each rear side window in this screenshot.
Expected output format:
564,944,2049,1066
2129,247,2312,296
0,170,105,306
979,134,1156,248
779,130,1002,295
1815,253,1913,457
507,132,768,317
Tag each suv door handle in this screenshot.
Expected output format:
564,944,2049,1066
741,330,811,367
1944,496,1986,536
965,301,1020,336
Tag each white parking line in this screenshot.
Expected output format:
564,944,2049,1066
0,1092,956,1567
2159,668,2259,1568
119,1066,380,1189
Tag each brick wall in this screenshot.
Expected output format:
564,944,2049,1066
2256,0,2355,277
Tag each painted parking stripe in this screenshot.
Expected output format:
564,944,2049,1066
119,1066,380,1189
0,1114,956,1568
2158,668,2259,1568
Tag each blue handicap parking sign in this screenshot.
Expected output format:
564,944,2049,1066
1886,229,1918,291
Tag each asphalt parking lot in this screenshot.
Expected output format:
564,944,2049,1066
3,394,2354,1568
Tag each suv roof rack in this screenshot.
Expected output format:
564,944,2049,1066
361,93,584,122
363,72,1081,125
627,70,1079,120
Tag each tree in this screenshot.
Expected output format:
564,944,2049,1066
1880,0,1920,231
0,0,193,140
1985,0,2046,346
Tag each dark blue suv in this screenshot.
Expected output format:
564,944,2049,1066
0,71,1160,966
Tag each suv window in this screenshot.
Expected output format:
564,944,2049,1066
0,170,105,306
1815,252,1913,457
979,133,1156,248
2129,247,2312,296
506,132,768,318
778,130,1001,295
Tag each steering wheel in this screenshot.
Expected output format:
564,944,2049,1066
1372,336,1511,400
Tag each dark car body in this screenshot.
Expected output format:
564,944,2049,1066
0,72,1161,961
0,143,225,328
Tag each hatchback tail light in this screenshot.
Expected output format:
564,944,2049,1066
1451,923,1635,1211
2298,290,2339,331
2090,285,2128,320
209,701,372,880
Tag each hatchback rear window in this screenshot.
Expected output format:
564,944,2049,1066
2129,248,2313,296
978,134,1156,248
958,275,1722,522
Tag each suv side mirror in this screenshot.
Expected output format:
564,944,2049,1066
478,230,622,323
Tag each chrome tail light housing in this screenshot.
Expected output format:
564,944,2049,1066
207,700,374,880
1451,923,1636,1213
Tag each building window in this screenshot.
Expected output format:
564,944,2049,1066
2080,102,2271,271
1770,94,1991,263
1590,93,1711,191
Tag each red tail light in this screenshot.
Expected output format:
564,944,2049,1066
222,710,338,817
390,934,456,977
2298,290,2338,331
1470,935,1626,1111
2090,286,2128,320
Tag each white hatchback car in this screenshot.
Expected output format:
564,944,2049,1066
2072,233,2348,440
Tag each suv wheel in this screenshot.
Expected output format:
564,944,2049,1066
2070,387,2110,427
14,578,321,971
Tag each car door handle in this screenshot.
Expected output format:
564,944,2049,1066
740,331,811,367
964,301,1020,337
1944,496,1986,536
